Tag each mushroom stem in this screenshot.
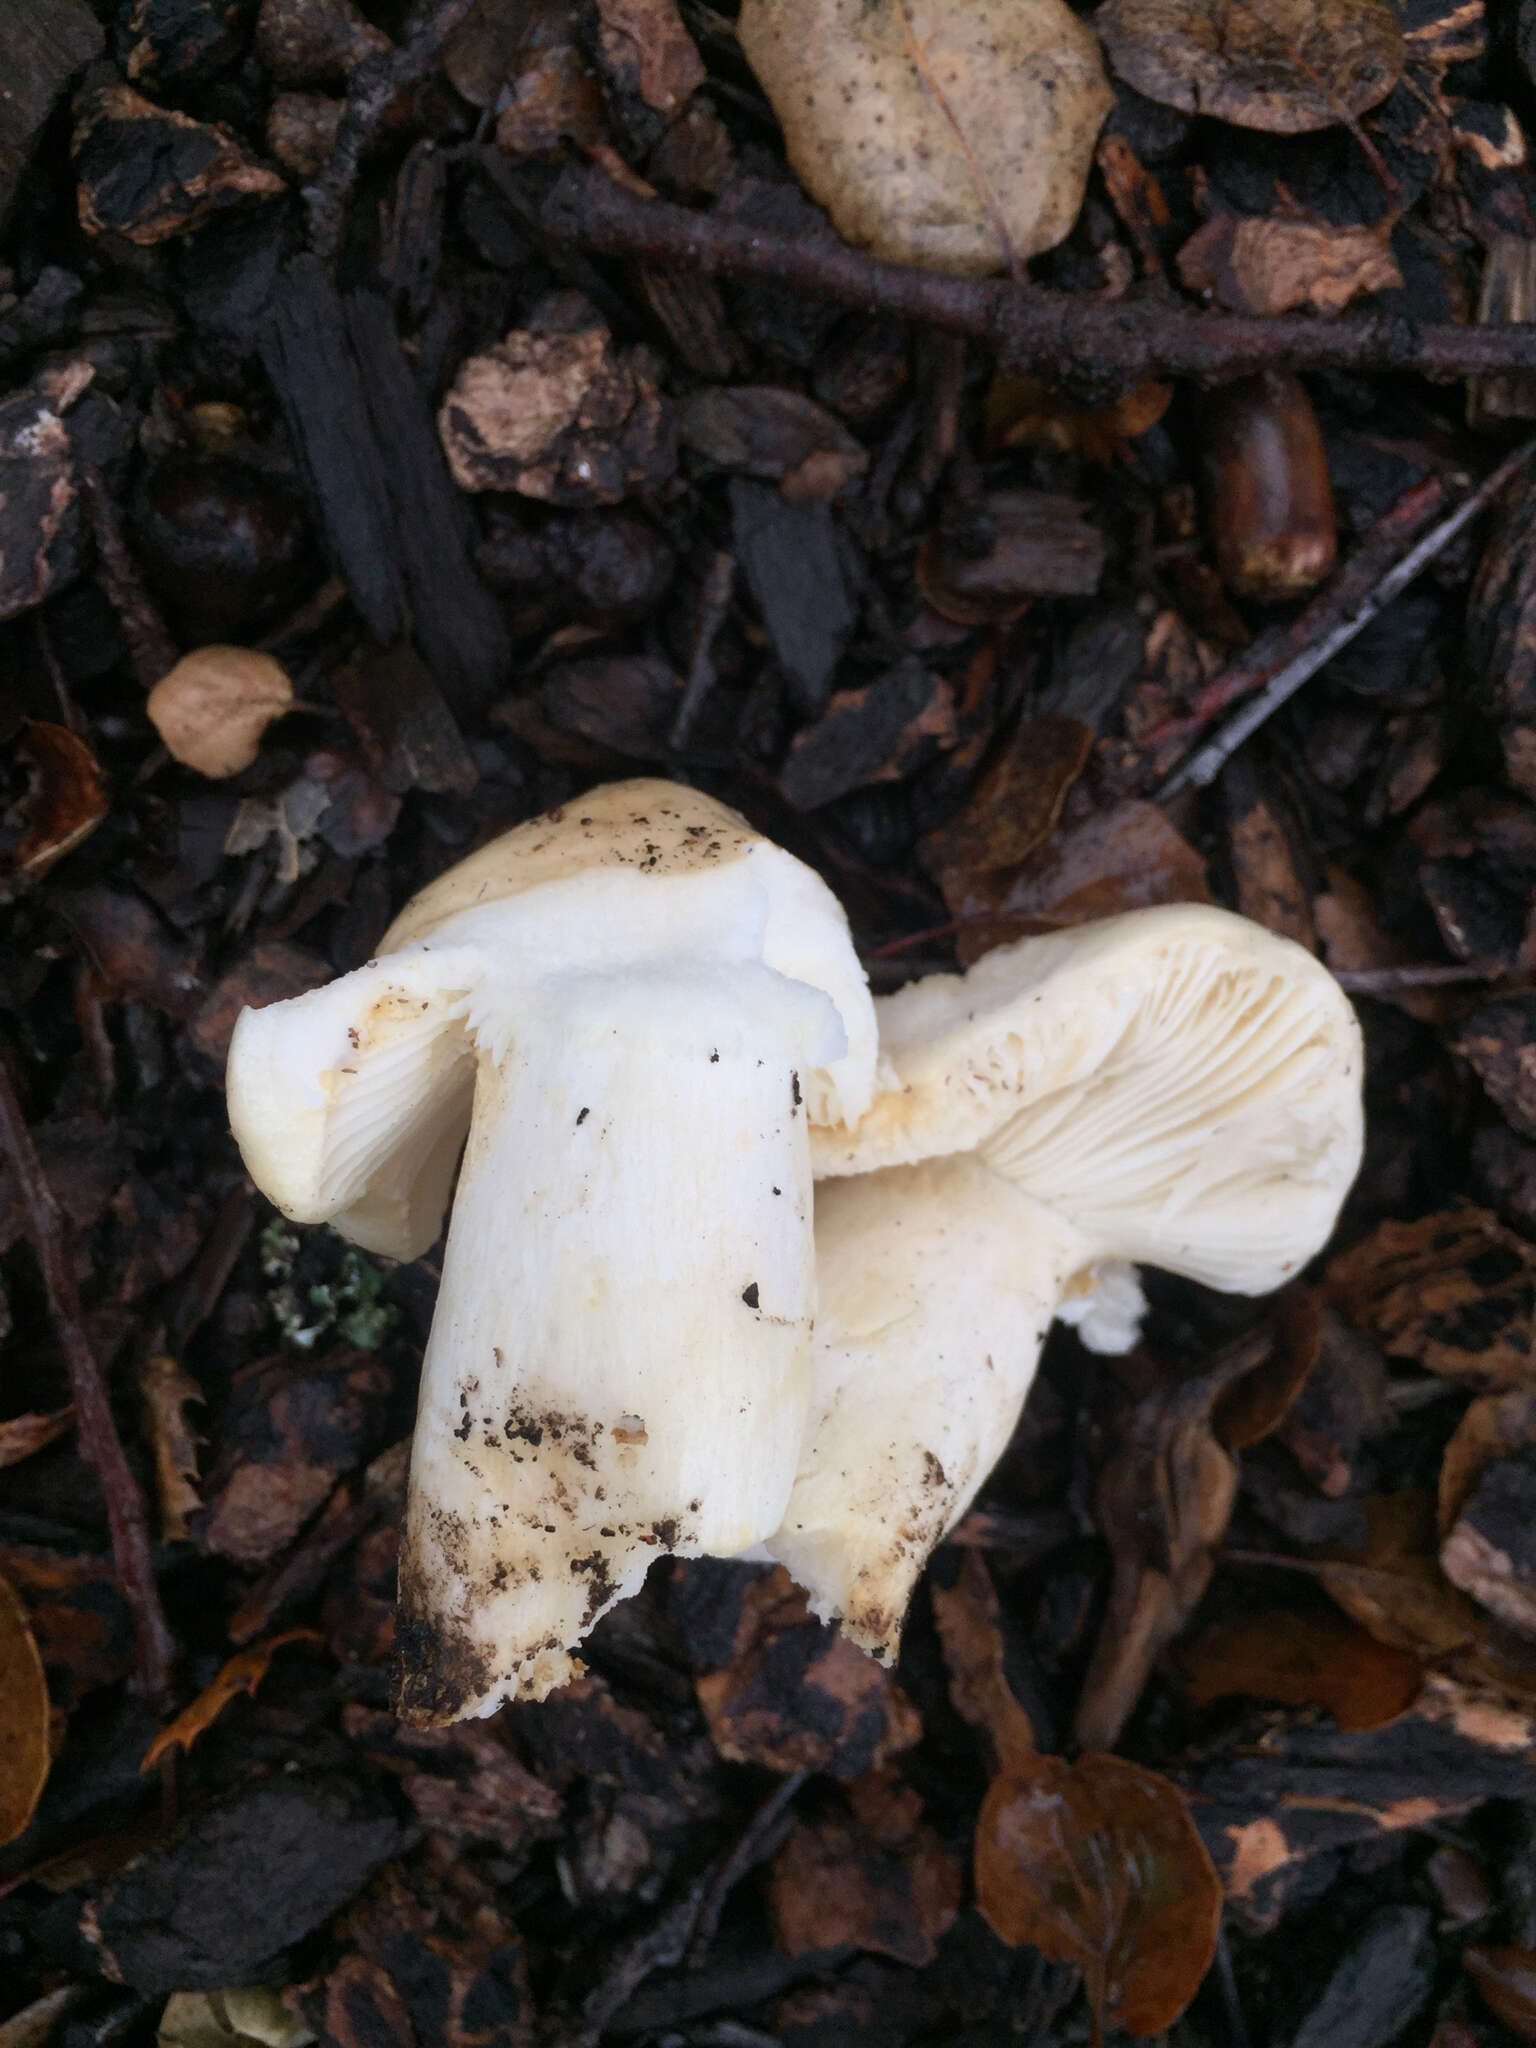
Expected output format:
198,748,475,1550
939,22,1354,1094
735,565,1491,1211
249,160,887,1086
765,1154,1095,1663
397,962,840,1723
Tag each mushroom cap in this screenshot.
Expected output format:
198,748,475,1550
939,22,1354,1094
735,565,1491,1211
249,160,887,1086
811,904,1363,1294
228,779,876,1260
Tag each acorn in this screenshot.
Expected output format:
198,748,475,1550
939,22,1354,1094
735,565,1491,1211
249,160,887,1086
132,455,312,641
1202,371,1336,603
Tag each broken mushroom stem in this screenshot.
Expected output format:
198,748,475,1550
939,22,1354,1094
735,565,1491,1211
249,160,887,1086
226,781,877,1722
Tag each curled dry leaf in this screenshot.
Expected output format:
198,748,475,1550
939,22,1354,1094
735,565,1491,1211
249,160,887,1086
0,1568,52,1849
1179,1606,1422,1730
0,1408,73,1469
3,721,108,886
1178,215,1402,316
1326,1209,1536,1390
140,1355,204,1542
976,1751,1222,2041
158,1987,317,2048
929,1549,1038,1774
1094,0,1403,133
146,648,295,780
737,0,1112,275
141,1628,321,1771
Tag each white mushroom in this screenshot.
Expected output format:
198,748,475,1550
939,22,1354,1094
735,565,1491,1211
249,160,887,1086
226,780,876,1721
769,905,1363,1661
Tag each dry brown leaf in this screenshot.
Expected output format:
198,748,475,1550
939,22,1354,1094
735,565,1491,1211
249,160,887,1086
976,1751,1222,2040
140,1628,321,1771
948,798,1212,965
1440,1388,1536,1538
594,0,704,117
737,0,1112,275
1326,1209,1536,1389
1224,775,1317,951
0,1569,52,1848
919,715,1093,888
1179,1606,1422,1729
146,649,294,780
140,1355,204,1542
1213,1289,1324,1452
929,1551,1037,1774
0,1408,73,1470
1095,0,1403,132
1178,215,1401,315
1319,1493,1482,1656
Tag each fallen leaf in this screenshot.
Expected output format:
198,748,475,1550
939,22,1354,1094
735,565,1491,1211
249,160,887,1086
1178,215,1401,315
1326,1209,1536,1389
919,715,1093,891
948,797,1212,965
140,1356,204,1542
146,648,294,780
3,721,108,885
1319,1493,1481,1656
0,1569,51,1848
158,1988,317,2048
1095,0,1403,132
1213,1289,1324,1452
0,1409,73,1470
1465,1948,1536,2039
1453,995,1536,1142
1224,770,1317,951
141,1629,322,1771
737,0,1112,275
976,1751,1222,2040
1436,1388,1536,1639
1179,1606,1422,1730
929,1550,1038,1773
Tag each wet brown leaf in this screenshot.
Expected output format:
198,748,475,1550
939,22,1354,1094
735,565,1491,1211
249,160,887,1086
1224,770,1317,950
769,1769,961,1966
1095,0,1403,132
0,1408,73,1469
1319,1493,1481,1656
1179,1606,1422,1730
140,1356,203,1542
1465,1947,1536,2038
1178,215,1401,315
976,1751,1222,2040
141,1628,321,1770
0,1569,51,1848
1326,1209,1536,1389
929,1550,1038,1774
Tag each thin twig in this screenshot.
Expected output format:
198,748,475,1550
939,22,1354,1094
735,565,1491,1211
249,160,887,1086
1335,961,1506,993
669,550,737,748
1158,436,1536,795
542,169,1536,396
687,1768,809,1962
0,1051,174,1698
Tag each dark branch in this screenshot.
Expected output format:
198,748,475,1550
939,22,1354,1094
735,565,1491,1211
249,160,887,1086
0,1051,174,1698
542,167,1536,399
